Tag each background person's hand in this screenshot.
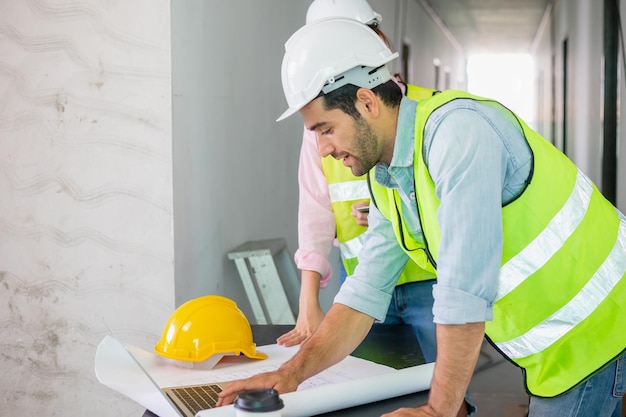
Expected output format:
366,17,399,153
352,201,370,227
276,302,324,346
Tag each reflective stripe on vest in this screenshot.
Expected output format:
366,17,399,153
321,155,369,276
372,89,626,397
496,170,593,301
328,180,369,205
327,177,370,261
498,209,626,359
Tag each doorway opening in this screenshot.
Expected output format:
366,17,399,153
467,53,536,129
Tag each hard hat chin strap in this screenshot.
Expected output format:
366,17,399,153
319,64,392,97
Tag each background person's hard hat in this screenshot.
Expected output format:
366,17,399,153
306,0,382,27
154,295,267,363
277,18,399,122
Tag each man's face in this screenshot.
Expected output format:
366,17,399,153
300,97,381,177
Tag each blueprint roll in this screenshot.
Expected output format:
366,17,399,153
197,363,434,417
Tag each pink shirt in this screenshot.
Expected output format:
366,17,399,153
294,127,336,288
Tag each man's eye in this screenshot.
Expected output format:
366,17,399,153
321,129,332,135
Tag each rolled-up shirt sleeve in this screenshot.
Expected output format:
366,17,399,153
334,201,408,321
295,128,336,287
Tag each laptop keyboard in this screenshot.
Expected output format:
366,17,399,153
169,384,223,414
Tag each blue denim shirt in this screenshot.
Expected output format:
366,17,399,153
334,97,532,325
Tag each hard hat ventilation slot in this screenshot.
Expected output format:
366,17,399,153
318,64,392,97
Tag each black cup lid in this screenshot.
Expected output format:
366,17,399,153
234,389,284,412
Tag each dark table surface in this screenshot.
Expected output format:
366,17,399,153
143,324,429,417
251,324,426,369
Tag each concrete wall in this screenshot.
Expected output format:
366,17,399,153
532,5,554,143
0,0,173,416
402,0,466,90
171,0,307,318
369,0,466,91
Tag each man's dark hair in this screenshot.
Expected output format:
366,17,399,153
321,78,403,120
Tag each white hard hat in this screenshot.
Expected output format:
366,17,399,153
277,18,399,122
306,0,382,27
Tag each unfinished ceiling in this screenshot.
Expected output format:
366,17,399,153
423,0,552,55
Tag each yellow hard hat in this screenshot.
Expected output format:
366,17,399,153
154,295,267,362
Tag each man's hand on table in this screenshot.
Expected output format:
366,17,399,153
215,369,299,407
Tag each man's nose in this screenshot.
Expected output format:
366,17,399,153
316,134,334,157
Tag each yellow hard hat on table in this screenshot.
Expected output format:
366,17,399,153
154,295,267,362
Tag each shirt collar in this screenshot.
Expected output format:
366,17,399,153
391,97,417,168
373,97,417,184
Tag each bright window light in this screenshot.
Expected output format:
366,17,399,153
467,54,535,128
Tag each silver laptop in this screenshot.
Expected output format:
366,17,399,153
161,381,226,417
104,331,228,417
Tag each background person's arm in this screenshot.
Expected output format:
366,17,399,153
280,128,337,346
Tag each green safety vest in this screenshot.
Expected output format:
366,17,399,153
321,84,439,283
370,89,626,397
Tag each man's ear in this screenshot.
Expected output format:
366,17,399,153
356,88,380,118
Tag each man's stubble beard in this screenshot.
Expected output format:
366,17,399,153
350,117,380,177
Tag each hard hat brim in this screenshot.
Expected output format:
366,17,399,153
244,348,268,360
276,106,301,122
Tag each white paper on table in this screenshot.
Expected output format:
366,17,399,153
95,335,179,417
126,342,394,390
95,335,415,417
196,363,435,417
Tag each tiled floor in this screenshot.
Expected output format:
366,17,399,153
469,340,529,417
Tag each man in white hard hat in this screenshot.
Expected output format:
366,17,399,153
281,0,440,385
218,18,626,417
